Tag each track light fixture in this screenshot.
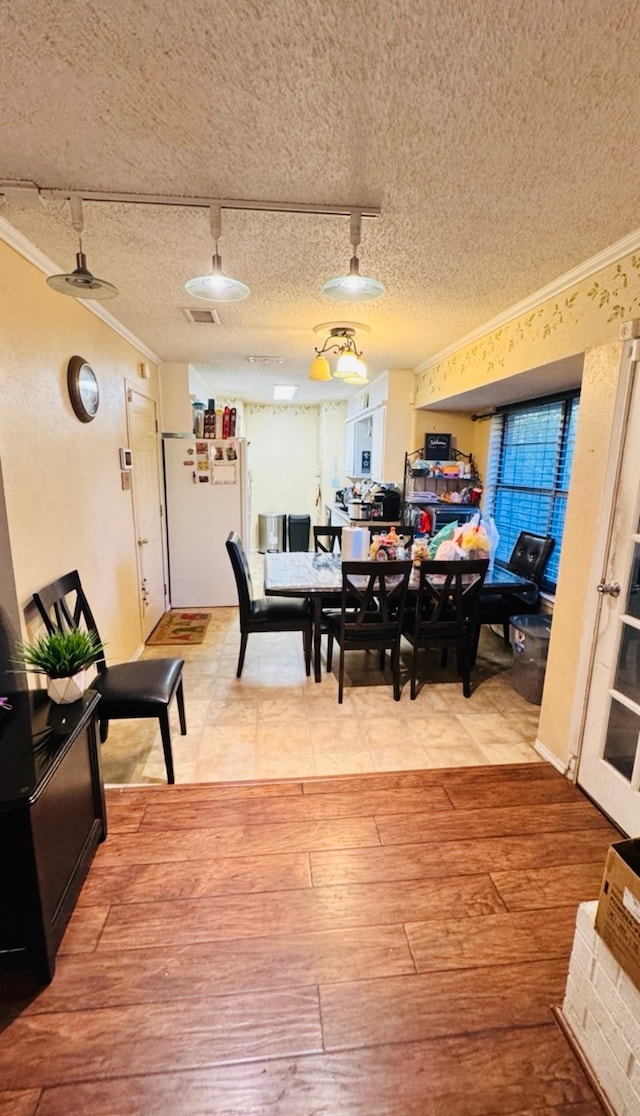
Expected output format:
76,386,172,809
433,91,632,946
1,182,382,309
184,204,250,302
46,196,118,300
322,210,385,302
309,326,369,384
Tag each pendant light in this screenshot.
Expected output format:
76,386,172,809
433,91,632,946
185,205,250,302
322,210,385,302
47,196,119,300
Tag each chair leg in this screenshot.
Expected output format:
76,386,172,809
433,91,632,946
392,643,401,701
327,632,334,673
158,709,175,784
470,623,481,666
236,632,249,678
176,679,187,735
410,646,418,700
302,627,311,676
502,621,510,645
338,644,345,704
459,650,471,698
99,719,109,743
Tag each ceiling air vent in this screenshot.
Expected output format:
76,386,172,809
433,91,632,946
181,307,222,325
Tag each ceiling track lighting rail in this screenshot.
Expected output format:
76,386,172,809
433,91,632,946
0,181,380,218
0,180,383,305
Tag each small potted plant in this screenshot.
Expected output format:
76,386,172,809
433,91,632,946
15,629,104,704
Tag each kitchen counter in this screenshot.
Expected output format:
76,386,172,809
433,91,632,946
326,503,401,529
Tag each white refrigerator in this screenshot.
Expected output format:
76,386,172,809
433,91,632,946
163,436,250,606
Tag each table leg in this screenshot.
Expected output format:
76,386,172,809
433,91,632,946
313,597,323,682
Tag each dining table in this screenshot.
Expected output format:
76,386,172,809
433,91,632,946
264,550,537,683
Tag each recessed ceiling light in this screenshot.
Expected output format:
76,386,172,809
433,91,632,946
273,385,298,401
248,356,284,364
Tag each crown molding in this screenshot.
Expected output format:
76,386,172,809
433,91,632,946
414,225,640,374
0,214,161,364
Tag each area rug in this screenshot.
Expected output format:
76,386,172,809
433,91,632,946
147,610,211,645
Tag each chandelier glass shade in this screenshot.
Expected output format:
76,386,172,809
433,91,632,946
309,354,333,381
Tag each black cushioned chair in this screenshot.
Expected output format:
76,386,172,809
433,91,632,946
404,558,489,699
325,559,412,703
477,531,555,647
225,531,312,677
32,570,185,783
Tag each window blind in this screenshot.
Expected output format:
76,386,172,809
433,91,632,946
485,392,580,593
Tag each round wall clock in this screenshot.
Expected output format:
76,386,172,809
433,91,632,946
67,355,99,422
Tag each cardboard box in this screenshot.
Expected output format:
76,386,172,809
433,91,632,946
595,838,640,989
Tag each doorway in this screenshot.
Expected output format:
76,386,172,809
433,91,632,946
126,384,166,639
577,337,640,836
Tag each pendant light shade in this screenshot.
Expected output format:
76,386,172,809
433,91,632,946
47,196,118,301
185,206,250,302
322,211,385,303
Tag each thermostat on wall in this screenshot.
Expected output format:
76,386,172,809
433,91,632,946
119,447,133,470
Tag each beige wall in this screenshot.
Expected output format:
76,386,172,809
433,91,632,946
409,247,640,770
0,239,158,666
538,341,623,768
244,404,321,550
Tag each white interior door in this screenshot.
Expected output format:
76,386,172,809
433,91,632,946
127,386,166,638
578,338,640,836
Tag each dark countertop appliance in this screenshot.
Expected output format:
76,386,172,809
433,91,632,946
381,487,401,520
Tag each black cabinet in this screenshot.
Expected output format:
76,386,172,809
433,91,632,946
0,689,104,983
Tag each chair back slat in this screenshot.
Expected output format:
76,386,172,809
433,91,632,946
340,560,412,639
32,569,107,670
413,559,489,636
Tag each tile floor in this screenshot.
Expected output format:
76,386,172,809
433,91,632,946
101,555,544,786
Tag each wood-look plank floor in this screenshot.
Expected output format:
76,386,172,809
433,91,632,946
0,764,619,1115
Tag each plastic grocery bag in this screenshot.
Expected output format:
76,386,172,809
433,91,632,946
456,514,499,567
427,521,457,558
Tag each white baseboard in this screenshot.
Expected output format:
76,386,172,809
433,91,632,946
533,737,568,775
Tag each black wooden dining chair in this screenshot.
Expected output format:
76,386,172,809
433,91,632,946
404,558,489,699
225,531,312,677
368,525,415,550
313,526,343,554
325,560,413,703
32,569,186,783
477,531,555,646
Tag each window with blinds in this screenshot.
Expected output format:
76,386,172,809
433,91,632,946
484,392,580,593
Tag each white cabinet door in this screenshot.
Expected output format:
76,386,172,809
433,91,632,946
371,406,386,479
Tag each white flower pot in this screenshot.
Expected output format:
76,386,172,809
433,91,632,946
46,670,87,704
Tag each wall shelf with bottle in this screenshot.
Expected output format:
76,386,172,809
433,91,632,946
401,447,482,534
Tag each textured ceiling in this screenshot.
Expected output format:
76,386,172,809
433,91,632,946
1,0,639,403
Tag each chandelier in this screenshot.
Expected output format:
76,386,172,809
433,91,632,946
309,326,369,384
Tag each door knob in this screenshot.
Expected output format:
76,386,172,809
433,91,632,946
597,581,621,597
137,537,149,545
